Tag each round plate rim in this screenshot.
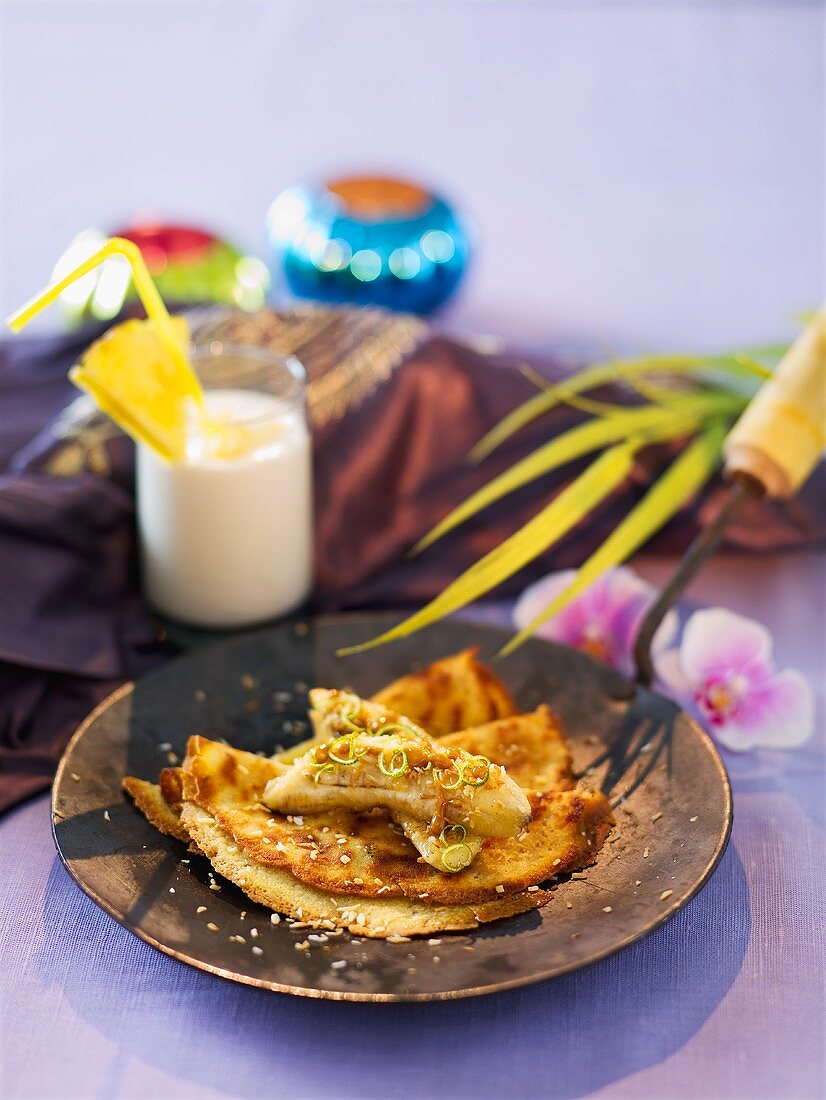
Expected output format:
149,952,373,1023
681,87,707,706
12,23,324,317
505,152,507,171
51,612,733,1003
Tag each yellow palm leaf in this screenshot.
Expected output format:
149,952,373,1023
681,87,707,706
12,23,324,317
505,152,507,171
469,352,771,464
498,419,727,657
414,395,741,555
337,440,640,656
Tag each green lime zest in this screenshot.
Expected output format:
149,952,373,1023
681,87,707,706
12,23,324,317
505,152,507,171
328,734,367,765
462,755,491,787
378,747,409,778
439,823,467,845
441,843,473,873
340,707,365,734
435,762,464,790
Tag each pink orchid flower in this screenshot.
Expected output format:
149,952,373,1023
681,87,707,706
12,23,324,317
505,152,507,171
656,608,813,752
512,566,678,677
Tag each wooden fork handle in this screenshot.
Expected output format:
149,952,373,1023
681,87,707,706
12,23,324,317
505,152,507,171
724,307,826,498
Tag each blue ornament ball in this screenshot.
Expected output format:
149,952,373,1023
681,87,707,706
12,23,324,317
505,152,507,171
266,176,470,315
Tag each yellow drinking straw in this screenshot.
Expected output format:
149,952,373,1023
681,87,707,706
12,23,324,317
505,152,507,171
6,237,204,460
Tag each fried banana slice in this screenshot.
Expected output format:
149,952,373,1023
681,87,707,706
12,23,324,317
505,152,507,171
439,706,573,792
395,816,483,873
263,691,531,840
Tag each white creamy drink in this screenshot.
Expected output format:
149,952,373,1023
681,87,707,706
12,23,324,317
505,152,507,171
137,385,313,627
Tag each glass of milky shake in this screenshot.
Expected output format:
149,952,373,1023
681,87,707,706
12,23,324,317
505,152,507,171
136,341,313,628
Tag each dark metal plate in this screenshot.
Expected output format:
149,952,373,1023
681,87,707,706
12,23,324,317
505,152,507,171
52,613,731,1002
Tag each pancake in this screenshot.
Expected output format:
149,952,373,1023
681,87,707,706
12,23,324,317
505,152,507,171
122,776,191,844
180,803,552,938
371,648,516,735
179,735,612,905
122,651,613,938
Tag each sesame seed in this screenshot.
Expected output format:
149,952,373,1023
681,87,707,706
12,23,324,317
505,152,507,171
330,959,347,970
196,905,207,914
250,928,258,938
643,847,650,858
428,939,442,946
270,914,281,924
635,880,642,886
432,956,441,963
495,885,505,894
168,887,175,894
310,850,319,861
652,812,663,823
571,932,582,940
527,885,540,893
252,946,263,956
565,901,573,909
552,858,561,866
103,811,110,822
602,906,613,913
207,922,219,932
660,890,674,901
210,883,221,891
295,941,310,951
387,934,410,943
571,872,587,880
340,855,351,865
689,816,698,823
71,773,80,782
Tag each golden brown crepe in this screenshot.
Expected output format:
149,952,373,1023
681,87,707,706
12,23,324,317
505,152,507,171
371,647,516,736
122,651,613,938
177,734,611,906
122,776,190,843
180,802,552,938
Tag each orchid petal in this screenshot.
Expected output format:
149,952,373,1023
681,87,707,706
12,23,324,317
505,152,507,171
679,608,773,682
716,669,815,752
513,565,675,675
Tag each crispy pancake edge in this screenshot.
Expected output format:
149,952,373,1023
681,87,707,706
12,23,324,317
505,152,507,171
180,803,553,938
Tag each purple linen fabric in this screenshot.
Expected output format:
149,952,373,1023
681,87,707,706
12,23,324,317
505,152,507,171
1,556,823,1100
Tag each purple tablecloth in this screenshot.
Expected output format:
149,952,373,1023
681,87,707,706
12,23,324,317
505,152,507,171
1,552,824,1100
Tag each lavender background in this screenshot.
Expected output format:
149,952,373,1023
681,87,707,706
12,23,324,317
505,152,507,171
1,3,825,1097
1,0,823,350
